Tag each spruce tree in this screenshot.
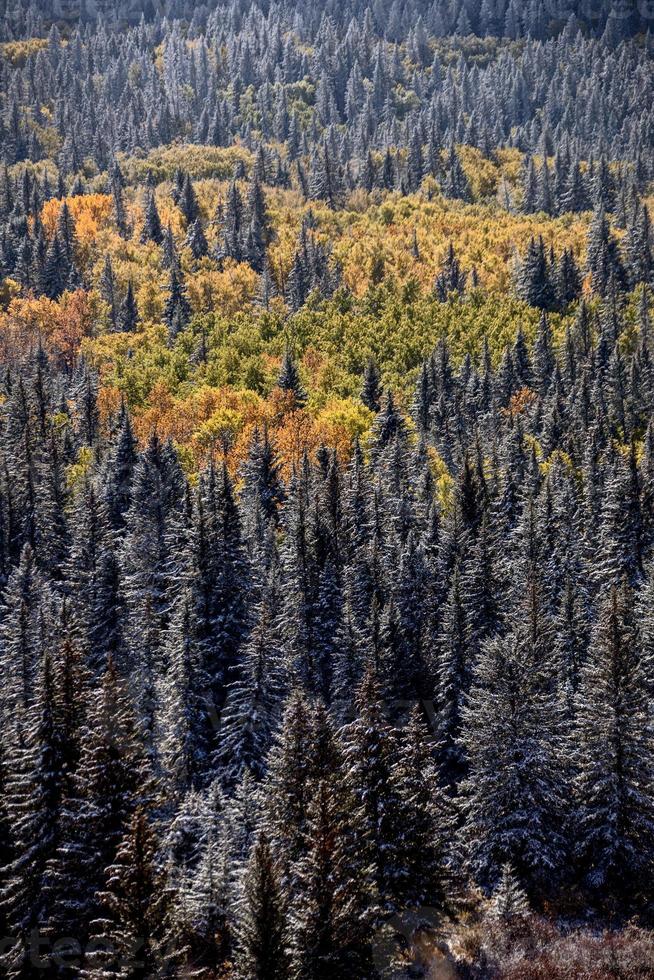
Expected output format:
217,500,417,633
42,232,69,300
217,559,286,787
185,217,208,260
82,807,171,978
625,202,653,289
309,140,344,210
101,403,137,533
263,689,315,888
240,426,285,528
219,180,245,263
56,201,77,265
118,280,139,333
595,449,643,588
1,651,61,968
65,476,122,673
160,593,214,798
245,169,272,272
100,253,118,330
186,460,250,716
42,653,143,957
587,204,626,295
0,543,52,725
441,144,472,202
288,777,373,980
489,864,531,921
460,621,569,893
276,350,307,409
341,669,404,912
361,357,382,413
164,262,192,341
573,584,654,898
178,173,199,225
120,434,186,672
515,236,554,310
141,189,163,245
391,706,455,910
235,834,289,980
434,242,467,301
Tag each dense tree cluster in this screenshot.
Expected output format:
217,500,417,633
0,134,651,332
0,2,652,193
0,2,653,977
0,2,652,337
0,290,653,974
2,0,653,39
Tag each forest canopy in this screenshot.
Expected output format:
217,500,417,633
0,2,652,978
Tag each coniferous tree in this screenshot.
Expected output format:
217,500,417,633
460,620,569,893
442,144,472,202
489,864,531,921
217,559,286,787
276,350,307,409
560,160,590,214
101,404,137,533
391,706,456,910
121,434,186,673
100,253,118,330
82,807,171,978
555,247,582,308
178,173,199,225
595,449,643,587
240,427,285,528
369,390,407,463
309,140,344,210
174,794,233,978
219,180,245,263
0,543,52,726
43,654,143,958
141,189,163,245
573,585,654,898
160,594,215,798
515,236,555,310
288,776,373,980
65,476,122,672
434,242,467,301
56,201,77,266
111,166,127,238
164,262,192,341
235,834,289,980
625,202,653,288
264,689,315,888
118,280,139,333
186,459,250,716
42,232,69,299
1,651,61,972
185,217,208,260
587,204,626,295
361,357,382,413
245,169,272,273
437,562,472,785
341,670,405,912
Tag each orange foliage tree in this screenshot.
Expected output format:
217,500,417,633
5,290,98,371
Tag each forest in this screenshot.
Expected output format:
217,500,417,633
0,1,653,977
